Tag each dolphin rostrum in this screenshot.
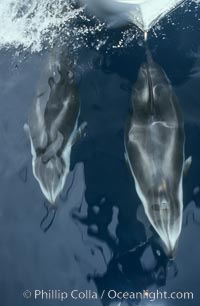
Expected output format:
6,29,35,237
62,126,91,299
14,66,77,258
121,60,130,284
25,51,87,206
124,48,191,258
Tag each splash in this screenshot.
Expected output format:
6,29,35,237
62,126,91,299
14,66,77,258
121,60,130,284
0,0,84,52
82,0,186,31
0,0,199,52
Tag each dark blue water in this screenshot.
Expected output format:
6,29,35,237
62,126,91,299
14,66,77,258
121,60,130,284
0,3,200,306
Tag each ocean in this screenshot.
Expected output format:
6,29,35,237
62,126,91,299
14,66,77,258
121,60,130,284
0,1,200,305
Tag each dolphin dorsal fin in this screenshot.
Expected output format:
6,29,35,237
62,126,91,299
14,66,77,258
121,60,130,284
183,156,192,177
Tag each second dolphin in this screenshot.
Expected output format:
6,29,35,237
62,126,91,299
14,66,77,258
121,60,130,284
25,50,86,205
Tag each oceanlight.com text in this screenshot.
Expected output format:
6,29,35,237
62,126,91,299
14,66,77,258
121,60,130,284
23,289,194,302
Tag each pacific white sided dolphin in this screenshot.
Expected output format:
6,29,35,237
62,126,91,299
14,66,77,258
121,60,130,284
124,47,191,258
25,51,86,207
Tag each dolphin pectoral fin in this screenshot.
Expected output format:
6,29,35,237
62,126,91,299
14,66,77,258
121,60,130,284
124,151,134,178
72,121,87,146
183,156,192,177
24,123,37,157
79,121,87,137
42,132,64,163
124,151,128,162
40,202,57,233
124,152,130,169
24,123,30,139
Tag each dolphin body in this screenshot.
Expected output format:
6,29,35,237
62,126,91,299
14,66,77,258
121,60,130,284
124,49,191,258
25,51,86,205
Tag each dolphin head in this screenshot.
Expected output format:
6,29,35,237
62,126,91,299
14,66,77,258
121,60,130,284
134,48,170,90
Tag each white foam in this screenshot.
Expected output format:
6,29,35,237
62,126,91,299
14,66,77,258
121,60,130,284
83,0,190,31
0,0,198,52
0,0,83,52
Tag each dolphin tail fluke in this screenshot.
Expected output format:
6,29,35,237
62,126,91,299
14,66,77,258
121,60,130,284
167,260,178,278
40,202,57,233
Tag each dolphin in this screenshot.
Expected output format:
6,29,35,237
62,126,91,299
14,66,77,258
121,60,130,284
124,48,191,258
25,51,86,206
